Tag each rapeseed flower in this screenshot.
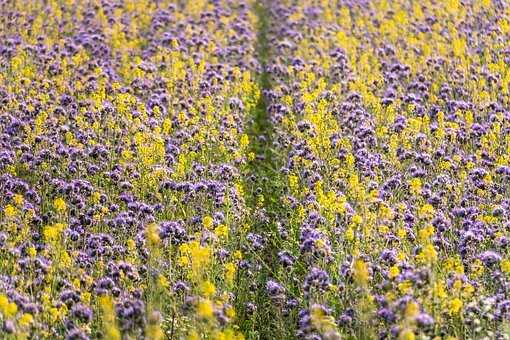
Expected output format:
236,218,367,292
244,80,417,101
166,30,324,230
53,197,67,213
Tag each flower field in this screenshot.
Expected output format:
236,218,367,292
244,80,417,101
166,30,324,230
0,0,509,339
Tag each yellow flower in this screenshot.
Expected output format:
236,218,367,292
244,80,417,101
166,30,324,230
43,223,66,243
501,258,510,275
399,329,415,340
240,134,249,148
418,203,435,219
433,281,448,300
60,250,72,267
449,298,463,315
72,278,81,289
368,189,379,200
385,291,396,303
345,227,354,241
471,259,484,277
452,279,462,292
126,239,136,251
315,239,327,250
463,283,475,298
409,178,421,194
379,205,394,220
405,301,419,319
397,227,407,239
105,325,121,340
288,174,299,193
6,302,17,318
99,295,115,316
147,324,164,340
225,262,236,284
418,225,435,243
388,265,400,279
417,244,438,264
225,306,236,319
4,204,16,218
91,191,101,204
146,223,160,247
202,215,214,229
0,294,17,318
43,226,59,242
188,330,200,340
27,247,36,258
353,259,369,286
398,280,413,295
99,296,120,340
197,299,214,319
310,304,338,334
162,118,172,134
158,275,169,289
214,224,229,238
178,256,189,267
396,252,406,262
352,214,363,225
48,307,60,323
19,313,34,327
233,250,242,260
81,292,91,305
53,197,67,212
378,225,389,234
13,194,24,206
200,281,216,297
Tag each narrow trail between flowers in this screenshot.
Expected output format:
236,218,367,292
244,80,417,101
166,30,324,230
236,1,294,338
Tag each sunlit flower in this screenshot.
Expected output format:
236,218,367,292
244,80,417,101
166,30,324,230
53,197,67,213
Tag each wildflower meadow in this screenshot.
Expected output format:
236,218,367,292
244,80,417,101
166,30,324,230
0,0,509,339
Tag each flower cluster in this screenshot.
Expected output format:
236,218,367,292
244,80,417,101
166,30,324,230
0,0,257,338
240,0,510,338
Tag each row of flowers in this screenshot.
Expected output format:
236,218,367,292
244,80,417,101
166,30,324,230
245,0,510,339
0,0,259,338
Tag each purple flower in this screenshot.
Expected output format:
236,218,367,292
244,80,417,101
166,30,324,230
480,251,502,266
